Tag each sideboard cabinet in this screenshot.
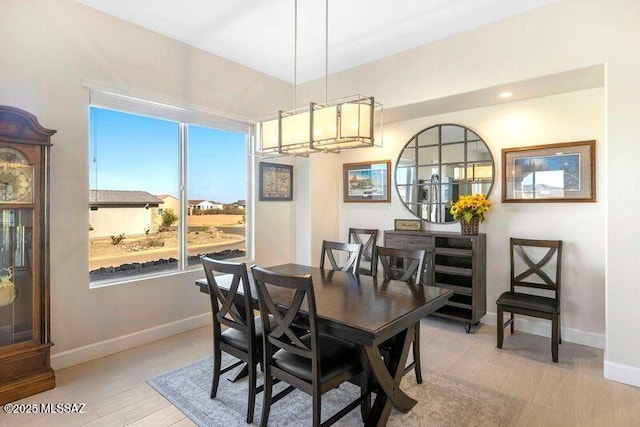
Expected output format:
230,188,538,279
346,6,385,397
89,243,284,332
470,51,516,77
383,230,486,332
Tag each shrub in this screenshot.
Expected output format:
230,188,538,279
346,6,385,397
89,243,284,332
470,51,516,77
110,233,125,245
162,208,178,229
145,236,165,248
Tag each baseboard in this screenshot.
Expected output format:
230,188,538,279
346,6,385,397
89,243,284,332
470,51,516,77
481,312,605,349
604,360,640,388
51,313,211,370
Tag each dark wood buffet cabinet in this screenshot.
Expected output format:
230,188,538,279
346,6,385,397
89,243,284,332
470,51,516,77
0,106,55,403
384,230,486,332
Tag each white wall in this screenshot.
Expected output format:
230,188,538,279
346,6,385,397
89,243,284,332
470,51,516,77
0,0,291,367
89,207,152,238
339,88,605,345
298,0,640,386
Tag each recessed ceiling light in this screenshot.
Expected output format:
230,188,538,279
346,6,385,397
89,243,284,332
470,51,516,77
499,91,513,98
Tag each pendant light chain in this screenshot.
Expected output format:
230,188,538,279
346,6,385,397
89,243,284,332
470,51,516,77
324,0,328,104
293,0,298,110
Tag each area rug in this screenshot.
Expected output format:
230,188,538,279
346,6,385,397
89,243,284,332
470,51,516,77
147,355,524,426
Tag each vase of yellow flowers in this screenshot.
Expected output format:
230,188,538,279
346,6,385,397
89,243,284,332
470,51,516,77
450,194,491,235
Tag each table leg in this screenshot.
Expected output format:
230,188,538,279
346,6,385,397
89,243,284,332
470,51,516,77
363,328,417,427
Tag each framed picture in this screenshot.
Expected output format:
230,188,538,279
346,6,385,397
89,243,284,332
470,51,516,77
343,160,391,203
259,162,293,201
394,219,422,231
502,140,595,202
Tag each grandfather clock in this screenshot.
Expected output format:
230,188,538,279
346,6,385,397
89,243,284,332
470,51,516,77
0,106,55,403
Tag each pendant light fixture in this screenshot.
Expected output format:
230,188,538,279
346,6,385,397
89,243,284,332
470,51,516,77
257,0,383,156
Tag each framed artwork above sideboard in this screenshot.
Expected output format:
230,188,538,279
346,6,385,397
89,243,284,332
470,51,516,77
502,140,596,203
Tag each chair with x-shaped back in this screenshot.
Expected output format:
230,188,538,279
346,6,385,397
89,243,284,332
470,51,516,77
496,238,563,362
201,256,265,423
372,246,427,383
348,228,379,276
251,265,370,427
319,240,362,274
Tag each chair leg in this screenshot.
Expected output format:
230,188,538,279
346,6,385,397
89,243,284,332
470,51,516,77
497,305,504,349
559,315,562,344
509,312,514,334
259,366,273,427
246,361,257,423
210,346,222,398
413,322,422,384
552,315,559,363
312,385,321,427
360,372,371,422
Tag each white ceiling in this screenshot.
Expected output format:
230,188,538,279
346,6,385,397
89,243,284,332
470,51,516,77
75,0,561,83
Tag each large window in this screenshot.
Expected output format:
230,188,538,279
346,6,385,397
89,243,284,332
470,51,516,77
89,104,250,286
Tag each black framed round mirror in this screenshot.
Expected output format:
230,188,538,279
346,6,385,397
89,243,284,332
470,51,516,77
395,124,495,223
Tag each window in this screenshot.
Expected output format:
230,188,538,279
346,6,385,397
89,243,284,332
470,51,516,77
88,102,250,286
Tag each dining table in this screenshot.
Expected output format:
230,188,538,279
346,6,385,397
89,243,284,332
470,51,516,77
195,263,452,426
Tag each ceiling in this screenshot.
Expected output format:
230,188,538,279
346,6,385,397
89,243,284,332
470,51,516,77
75,0,561,83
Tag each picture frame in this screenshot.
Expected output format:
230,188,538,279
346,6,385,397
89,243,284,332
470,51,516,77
502,140,595,203
343,160,391,203
259,162,293,201
394,219,423,231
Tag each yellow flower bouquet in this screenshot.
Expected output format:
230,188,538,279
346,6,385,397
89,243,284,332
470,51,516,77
450,193,491,223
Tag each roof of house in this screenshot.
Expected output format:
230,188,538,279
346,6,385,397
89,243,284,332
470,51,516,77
89,190,163,206
190,200,224,206
155,194,177,200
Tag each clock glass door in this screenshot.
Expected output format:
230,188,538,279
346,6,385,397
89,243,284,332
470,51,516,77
0,209,34,346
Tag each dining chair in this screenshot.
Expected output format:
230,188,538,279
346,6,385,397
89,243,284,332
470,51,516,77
201,256,264,423
251,265,370,427
496,238,563,362
348,228,379,276
373,246,427,383
319,240,363,274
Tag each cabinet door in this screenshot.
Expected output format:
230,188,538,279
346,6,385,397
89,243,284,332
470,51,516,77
0,209,38,347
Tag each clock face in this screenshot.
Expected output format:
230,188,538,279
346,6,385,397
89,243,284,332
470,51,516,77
0,147,33,203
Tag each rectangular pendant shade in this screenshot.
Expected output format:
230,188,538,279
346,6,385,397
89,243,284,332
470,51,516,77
257,95,382,156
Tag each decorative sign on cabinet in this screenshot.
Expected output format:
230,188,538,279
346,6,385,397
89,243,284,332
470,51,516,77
384,230,486,333
0,106,55,404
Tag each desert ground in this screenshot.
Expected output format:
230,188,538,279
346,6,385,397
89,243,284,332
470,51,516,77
89,214,245,262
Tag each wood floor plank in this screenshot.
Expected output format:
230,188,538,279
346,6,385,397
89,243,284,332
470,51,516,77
126,405,187,427
82,393,170,427
168,418,197,427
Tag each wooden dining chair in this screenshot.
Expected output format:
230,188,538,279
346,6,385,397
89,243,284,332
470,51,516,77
201,256,264,423
373,246,427,383
251,265,370,427
348,228,379,275
496,238,563,362
319,240,363,274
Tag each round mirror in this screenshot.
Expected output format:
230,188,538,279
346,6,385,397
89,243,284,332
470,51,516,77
395,124,495,223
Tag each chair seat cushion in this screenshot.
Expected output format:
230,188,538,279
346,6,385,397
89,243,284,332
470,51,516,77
220,315,270,352
496,291,559,314
273,334,360,382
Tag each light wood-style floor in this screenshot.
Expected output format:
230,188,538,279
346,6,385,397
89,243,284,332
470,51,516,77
2,317,639,426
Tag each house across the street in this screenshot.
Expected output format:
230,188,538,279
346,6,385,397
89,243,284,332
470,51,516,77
89,190,163,238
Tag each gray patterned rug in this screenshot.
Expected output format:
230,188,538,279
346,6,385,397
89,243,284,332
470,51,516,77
147,355,524,426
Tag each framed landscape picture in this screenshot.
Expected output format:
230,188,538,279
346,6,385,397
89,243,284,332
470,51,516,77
259,162,293,201
502,140,595,202
343,160,391,203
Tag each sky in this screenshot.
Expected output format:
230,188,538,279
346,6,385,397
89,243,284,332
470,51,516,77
89,107,246,203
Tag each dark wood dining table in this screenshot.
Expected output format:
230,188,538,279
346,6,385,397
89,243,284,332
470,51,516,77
195,263,452,426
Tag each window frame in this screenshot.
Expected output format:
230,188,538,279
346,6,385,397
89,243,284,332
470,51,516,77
87,85,254,287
